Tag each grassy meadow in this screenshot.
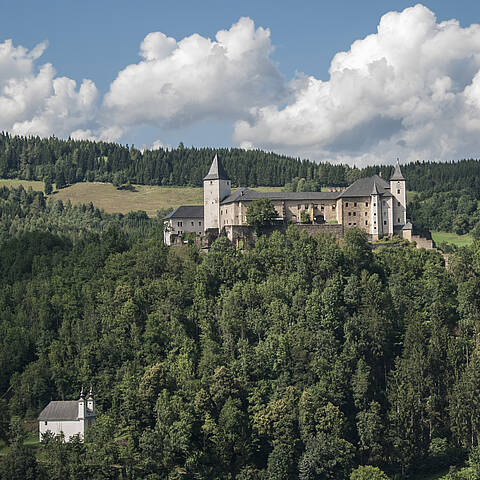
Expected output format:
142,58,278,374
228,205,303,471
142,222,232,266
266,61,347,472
0,179,280,216
431,231,474,248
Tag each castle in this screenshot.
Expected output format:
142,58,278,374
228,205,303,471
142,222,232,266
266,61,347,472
164,155,413,246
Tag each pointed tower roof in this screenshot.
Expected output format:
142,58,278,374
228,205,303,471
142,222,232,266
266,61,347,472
78,387,85,401
371,181,380,195
390,159,405,181
203,154,229,181
87,387,94,400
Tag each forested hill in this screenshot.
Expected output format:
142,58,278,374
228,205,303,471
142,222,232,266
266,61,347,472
2,132,480,193
2,225,480,479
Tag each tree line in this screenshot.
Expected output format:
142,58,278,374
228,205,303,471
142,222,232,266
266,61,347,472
1,209,480,477
3,132,480,193
0,185,167,244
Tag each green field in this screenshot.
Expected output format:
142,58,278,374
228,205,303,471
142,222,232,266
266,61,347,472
0,178,45,192
0,179,280,217
0,432,39,455
432,231,474,247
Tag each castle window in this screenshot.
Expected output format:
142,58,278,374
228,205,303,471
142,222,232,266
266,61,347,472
383,201,386,206
374,203,376,206
191,221,194,226
348,222,351,226
374,213,376,216
365,202,368,207
365,212,368,216
210,181,212,184
348,212,351,216
384,220,387,225
354,202,357,207
374,221,376,224
397,201,401,206
45,421,47,425
374,226,377,230
353,222,356,225
365,221,368,225
397,189,400,194
397,218,400,223
177,221,182,227
345,202,349,207
321,205,324,210
353,212,356,216
199,221,202,226
298,204,301,210
332,205,336,210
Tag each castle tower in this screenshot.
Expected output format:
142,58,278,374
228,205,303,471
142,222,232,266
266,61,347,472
390,159,406,226
203,154,231,232
78,388,86,419
370,182,381,240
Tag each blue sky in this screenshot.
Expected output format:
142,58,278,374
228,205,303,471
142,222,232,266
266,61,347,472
2,1,480,164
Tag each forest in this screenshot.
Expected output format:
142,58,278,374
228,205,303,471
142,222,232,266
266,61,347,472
1,181,480,478
2,132,480,237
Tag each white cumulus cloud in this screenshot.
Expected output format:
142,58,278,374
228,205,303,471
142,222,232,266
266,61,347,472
0,39,101,139
233,4,480,165
102,17,286,129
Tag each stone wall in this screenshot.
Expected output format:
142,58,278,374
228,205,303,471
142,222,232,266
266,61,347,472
296,223,344,238
223,223,344,248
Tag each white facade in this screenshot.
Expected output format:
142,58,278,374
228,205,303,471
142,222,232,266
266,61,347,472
39,418,93,442
164,214,204,245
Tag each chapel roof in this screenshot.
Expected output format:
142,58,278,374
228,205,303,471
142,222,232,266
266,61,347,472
164,205,204,219
38,401,79,421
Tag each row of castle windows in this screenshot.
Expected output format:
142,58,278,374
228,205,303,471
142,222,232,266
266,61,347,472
176,221,202,227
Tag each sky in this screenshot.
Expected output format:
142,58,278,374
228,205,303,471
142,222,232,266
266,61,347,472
2,1,480,165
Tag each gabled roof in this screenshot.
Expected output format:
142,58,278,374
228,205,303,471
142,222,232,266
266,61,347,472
340,175,391,198
204,154,229,181
38,401,79,421
164,205,204,219
221,188,341,205
391,160,405,181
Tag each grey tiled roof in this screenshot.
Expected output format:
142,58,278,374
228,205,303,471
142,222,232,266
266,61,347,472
204,154,229,181
391,161,405,181
38,401,79,421
340,175,391,198
164,206,204,219
221,188,340,204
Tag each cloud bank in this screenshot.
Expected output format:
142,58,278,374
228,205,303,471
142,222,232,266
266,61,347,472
234,5,480,164
0,39,100,139
3,6,480,165
102,17,285,132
